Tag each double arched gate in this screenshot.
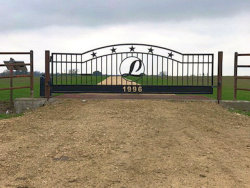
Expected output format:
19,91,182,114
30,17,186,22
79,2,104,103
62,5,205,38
44,43,215,96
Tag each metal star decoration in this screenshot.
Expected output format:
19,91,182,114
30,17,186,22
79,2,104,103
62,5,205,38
148,47,154,53
130,46,135,52
91,52,97,57
111,47,116,53
168,52,174,58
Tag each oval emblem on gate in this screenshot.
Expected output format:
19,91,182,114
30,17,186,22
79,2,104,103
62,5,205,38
120,56,145,81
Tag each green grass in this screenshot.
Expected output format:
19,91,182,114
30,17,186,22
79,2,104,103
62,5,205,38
127,76,250,101
203,77,250,101
0,76,249,102
0,113,22,119
126,75,212,86
0,77,41,101
52,75,107,85
228,109,250,116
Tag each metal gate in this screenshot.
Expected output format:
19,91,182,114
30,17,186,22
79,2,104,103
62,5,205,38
45,44,214,94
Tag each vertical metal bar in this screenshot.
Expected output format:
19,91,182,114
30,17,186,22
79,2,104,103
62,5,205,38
192,55,194,85
234,52,238,100
81,55,82,84
167,58,169,85
106,56,108,85
30,50,34,97
91,59,93,85
101,56,103,85
111,54,113,85
217,51,223,104
66,54,67,85
141,53,144,85
10,66,13,105
76,55,78,85
172,59,173,85
86,59,88,85
71,54,72,84
182,55,184,85
207,55,210,86
61,54,62,85
147,54,149,85
162,57,163,85
187,55,189,86
212,54,214,87
96,57,97,85
55,54,57,85
177,57,179,85
45,50,50,99
157,56,159,85
116,53,118,85
121,53,123,85
202,55,204,86
152,54,153,85
197,55,199,85
51,54,53,87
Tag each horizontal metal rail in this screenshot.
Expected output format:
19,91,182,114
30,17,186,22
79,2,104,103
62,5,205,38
236,76,250,80
237,65,250,68
238,53,250,56
0,75,31,79
237,88,250,91
0,86,30,91
0,63,30,67
234,52,250,100
0,51,34,104
0,52,31,55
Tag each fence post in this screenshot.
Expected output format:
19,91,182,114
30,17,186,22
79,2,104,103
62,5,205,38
30,50,34,97
234,52,238,100
10,66,13,105
45,50,50,100
217,51,223,104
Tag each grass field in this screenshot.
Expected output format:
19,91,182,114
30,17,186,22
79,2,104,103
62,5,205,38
51,75,107,85
127,76,250,101
0,76,249,102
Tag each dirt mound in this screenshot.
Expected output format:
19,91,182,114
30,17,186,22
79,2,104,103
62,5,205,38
98,76,139,85
0,99,249,187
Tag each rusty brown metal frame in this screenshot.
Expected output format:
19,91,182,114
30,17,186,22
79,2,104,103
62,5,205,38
45,50,50,100
217,51,223,104
0,51,34,104
234,52,250,100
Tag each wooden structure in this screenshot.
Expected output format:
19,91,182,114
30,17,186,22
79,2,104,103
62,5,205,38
234,52,250,100
0,51,34,104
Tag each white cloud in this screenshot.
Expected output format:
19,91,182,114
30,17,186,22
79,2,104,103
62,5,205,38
0,13,250,75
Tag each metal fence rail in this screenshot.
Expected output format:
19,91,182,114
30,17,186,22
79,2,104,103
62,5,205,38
0,51,34,104
234,52,250,100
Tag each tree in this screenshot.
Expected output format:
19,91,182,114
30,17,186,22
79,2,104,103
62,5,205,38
159,71,167,76
92,71,102,76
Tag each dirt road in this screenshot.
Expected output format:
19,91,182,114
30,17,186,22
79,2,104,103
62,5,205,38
0,99,249,187
98,76,139,85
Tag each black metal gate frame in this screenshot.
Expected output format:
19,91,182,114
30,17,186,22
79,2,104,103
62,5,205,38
47,43,214,94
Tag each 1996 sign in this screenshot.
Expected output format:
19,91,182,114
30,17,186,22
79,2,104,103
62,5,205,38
123,86,142,93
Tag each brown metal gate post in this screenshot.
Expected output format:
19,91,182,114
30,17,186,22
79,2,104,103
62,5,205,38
217,51,223,104
30,50,34,97
45,50,50,100
234,52,238,100
10,66,13,105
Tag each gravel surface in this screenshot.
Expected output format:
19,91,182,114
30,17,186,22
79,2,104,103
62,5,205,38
0,99,249,187
98,76,139,85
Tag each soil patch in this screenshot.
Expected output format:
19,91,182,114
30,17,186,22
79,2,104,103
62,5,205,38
0,99,249,187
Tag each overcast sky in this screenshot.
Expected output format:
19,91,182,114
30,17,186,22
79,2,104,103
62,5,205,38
1,0,250,75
